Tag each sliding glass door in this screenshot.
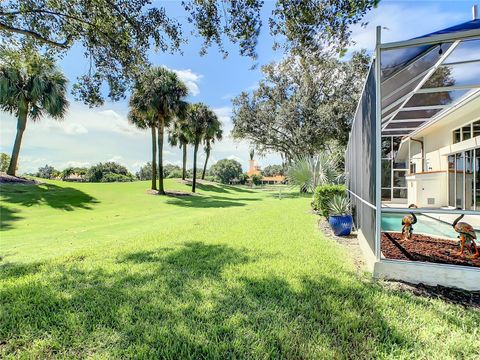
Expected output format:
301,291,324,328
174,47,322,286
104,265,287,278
448,155,455,207
455,153,464,208
476,148,480,211
448,148,480,210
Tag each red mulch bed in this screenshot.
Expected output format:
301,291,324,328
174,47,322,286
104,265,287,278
381,232,480,268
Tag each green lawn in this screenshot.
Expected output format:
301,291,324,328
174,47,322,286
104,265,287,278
1,180,479,359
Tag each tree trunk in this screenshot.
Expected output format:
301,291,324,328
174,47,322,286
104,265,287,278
201,145,210,180
182,143,187,180
151,125,157,190
192,141,199,193
157,116,165,195
7,110,28,176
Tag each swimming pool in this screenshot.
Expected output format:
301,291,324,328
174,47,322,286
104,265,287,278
381,213,480,239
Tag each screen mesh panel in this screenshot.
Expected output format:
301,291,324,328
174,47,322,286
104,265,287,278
346,63,377,253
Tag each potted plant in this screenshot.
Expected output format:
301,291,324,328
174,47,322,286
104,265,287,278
327,194,353,236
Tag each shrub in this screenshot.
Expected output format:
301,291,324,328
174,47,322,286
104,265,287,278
167,168,183,178
251,174,262,185
86,162,133,182
238,173,249,185
164,164,182,178
312,184,346,217
36,164,58,179
136,162,152,180
101,173,135,182
0,153,11,172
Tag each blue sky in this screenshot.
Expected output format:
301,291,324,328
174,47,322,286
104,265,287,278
1,0,478,174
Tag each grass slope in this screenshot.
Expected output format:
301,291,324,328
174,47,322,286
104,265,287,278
1,180,479,359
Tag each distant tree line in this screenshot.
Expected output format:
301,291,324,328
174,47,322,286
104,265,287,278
31,159,241,184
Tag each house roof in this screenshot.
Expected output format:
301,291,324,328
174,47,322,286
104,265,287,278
380,19,480,137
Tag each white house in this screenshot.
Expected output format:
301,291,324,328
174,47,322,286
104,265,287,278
386,94,480,211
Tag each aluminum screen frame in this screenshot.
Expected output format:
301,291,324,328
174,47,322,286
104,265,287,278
345,21,480,264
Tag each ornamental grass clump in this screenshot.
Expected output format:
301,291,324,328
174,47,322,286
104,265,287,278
328,194,351,216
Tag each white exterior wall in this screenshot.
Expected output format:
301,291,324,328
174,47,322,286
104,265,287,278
406,172,448,207
421,96,480,172
404,96,480,207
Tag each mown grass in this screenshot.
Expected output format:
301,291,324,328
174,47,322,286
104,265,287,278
1,179,479,359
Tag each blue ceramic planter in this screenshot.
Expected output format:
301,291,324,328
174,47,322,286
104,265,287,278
328,215,353,236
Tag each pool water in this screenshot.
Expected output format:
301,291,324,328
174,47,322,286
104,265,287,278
381,213,480,240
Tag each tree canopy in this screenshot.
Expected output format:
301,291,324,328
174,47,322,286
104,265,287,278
262,165,285,177
86,162,134,182
231,51,371,160
129,66,188,194
210,159,243,184
0,48,68,176
0,0,377,106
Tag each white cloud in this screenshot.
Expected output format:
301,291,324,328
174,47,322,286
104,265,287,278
221,93,234,100
213,106,232,126
60,160,91,168
107,155,123,163
95,109,143,136
63,122,88,135
166,68,203,96
349,4,466,53
227,155,243,163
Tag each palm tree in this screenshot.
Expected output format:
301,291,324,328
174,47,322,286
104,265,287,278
186,103,217,193
0,49,68,176
168,110,191,181
201,115,222,180
131,67,188,195
128,95,158,190
287,151,340,193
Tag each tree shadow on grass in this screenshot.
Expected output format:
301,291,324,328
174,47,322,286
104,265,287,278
184,182,231,193
0,183,99,211
1,242,478,358
0,205,22,231
220,184,255,193
182,182,256,194
266,191,312,199
166,195,260,208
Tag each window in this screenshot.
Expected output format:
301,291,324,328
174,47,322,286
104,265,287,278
393,170,407,187
453,129,461,143
381,136,408,201
462,125,472,141
452,119,480,144
393,188,407,199
473,121,480,138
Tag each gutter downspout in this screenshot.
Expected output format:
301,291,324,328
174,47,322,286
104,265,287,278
410,138,424,172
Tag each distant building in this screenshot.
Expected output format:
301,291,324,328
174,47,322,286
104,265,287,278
247,159,285,184
64,173,86,182
247,159,261,176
